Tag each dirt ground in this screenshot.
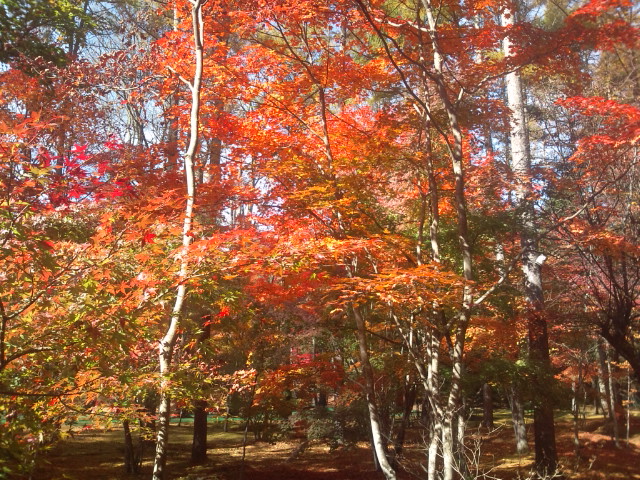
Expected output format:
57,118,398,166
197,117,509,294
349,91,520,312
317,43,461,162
31,410,640,480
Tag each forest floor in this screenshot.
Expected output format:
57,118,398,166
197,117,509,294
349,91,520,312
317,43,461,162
32,409,640,480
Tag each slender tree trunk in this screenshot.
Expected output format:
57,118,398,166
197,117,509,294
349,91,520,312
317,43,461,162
223,405,230,433
607,352,622,447
368,426,381,472
593,376,601,415
421,2,474,477
502,4,557,476
428,417,440,480
421,395,429,423
482,383,494,429
357,2,473,476
353,306,397,480
442,416,455,480
123,420,141,474
404,328,444,480
598,337,620,445
393,382,416,461
626,369,631,447
424,122,440,264
152,2,204,479
596,340,612,420
610,373,622,446
572,362,585,458
426,330,441,480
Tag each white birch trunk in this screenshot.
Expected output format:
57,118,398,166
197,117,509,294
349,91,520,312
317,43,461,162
152,2,204,479
502,3,557,475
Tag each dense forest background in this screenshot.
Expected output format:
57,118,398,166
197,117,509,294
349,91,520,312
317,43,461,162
0,0,639,479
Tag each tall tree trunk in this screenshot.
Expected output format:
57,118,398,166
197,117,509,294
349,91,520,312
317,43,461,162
605,342,623,447
626,369,631,447
609,374,622,447
152,2,204,479
442,416,455,480
356,2,474,477
502,4,557,476
404,328,443,480
592,376,601,415
368,426,382,472
427,417,440,480
421,1,474,476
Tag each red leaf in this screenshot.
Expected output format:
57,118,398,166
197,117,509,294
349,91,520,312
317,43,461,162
142,232,156,244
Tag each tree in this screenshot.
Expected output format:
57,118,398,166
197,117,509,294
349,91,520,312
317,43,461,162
151,0,205,477
0,0,93,68
502,2,558,475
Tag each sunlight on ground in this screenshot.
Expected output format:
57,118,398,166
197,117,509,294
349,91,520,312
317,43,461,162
32,410,640,480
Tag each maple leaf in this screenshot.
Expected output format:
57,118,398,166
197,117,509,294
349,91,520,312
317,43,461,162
68,185,86,199
142,231,156,244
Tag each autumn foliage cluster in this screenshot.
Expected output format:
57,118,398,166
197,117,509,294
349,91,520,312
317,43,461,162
0,0,639,478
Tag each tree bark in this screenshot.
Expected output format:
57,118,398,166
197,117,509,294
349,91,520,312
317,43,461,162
482,383,494,429
508,385,529,455
191,400,208,464
502,4,557,476
352,305,397,480
596,340,613,421
356,2,474,477
123,420,141,474
427,417,440,480
152,2,204,479
393,382,416,461
420,1,474,476
572,362,585,457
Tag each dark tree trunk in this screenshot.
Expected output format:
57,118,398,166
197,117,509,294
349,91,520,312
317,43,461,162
393,383,417,460
123,420,142,474
191,400,208,464
529,312,558,475
123,420,135,474
421,395,430,424
223,406,230,433
189,312,212,463
316,391,327,407
482,383,494,429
